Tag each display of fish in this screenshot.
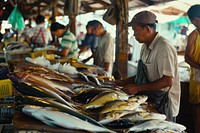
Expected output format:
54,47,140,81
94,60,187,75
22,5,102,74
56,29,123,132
83,91,129,109
16,96,104,127
22,105,115,133
123,112,167,122
128,119,186,132
11,72,75,94
9,73,73,102
100,100,140,115
23,65,75,83
11,80,74,108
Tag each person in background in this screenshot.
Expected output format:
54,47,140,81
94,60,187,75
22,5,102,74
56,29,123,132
83,20,115,76
116,11,180,121
47,22,78,59
79,21,98,55
0,21,3,42
25,15,52,48
185,5,200,133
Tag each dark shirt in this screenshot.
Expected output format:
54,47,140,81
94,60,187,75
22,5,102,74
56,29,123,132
0,33,3,42
81,33,97,52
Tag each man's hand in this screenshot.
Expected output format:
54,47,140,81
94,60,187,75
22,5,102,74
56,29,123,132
121,84,140,95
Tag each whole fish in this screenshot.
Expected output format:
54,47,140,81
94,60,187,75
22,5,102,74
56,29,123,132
98,110,134,124
24,66,75,83
83,91,128,109
9,73,73,102
72,84,95,93
13,81,74,108
77,72,90,83
22,105,115,133
123,112,167,122
16,96,104,127
100,100,140,115
13,72,75,94
87,74,102,86
128,95,148,104
128,119,186,132
71,88,111,104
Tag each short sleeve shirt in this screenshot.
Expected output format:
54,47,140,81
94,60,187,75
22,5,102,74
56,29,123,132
27,24,52,46
94,32,115,75
60,30,78,58
141,33,180,117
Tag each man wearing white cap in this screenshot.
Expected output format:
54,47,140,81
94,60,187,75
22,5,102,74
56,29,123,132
116,10,180,121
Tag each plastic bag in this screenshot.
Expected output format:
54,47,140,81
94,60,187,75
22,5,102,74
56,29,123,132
8,5,25,30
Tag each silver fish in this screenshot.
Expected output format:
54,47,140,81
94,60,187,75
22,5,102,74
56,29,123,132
87,74,102,86
123,112,167,122
128,119,186,132
17,72,75,94
77,72,90,83
98,110,133,124
22,105,115,133
34,85,75,109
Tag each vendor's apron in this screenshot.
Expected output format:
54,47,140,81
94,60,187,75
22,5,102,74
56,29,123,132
135,48,172,120
31,28,46,48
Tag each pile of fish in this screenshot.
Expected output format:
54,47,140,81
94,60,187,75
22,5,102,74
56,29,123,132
9,60,186,133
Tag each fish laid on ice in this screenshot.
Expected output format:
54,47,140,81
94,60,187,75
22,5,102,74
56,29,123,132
83,91,128,109
123,112,166,122
128,119,186,132
22,105,115,133
100,100,140,115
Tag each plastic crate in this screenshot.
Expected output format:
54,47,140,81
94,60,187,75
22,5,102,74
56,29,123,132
30,50,46,58
30,51,55,60
0,79,13,99
0,124,14,133
0,107,14,124
0,97,15,124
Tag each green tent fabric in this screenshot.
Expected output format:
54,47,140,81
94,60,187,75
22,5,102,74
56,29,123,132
8,5,25,30
169,16,191,24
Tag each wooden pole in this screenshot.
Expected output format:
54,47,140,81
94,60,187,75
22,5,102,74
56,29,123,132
115,0,129,79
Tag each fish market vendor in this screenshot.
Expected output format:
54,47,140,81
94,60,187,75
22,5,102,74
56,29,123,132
115,11,181,121
47,22,79,59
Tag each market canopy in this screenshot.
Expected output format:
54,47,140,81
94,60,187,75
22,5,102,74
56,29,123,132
1,0,199,20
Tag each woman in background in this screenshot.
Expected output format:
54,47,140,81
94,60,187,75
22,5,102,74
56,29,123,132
185,4,200,133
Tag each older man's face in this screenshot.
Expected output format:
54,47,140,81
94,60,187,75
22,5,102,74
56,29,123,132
132,24,148,43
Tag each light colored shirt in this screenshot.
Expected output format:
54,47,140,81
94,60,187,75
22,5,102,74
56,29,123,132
27,24,52,46
60,30,78,59
141,33,180,117
94,32,115,76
